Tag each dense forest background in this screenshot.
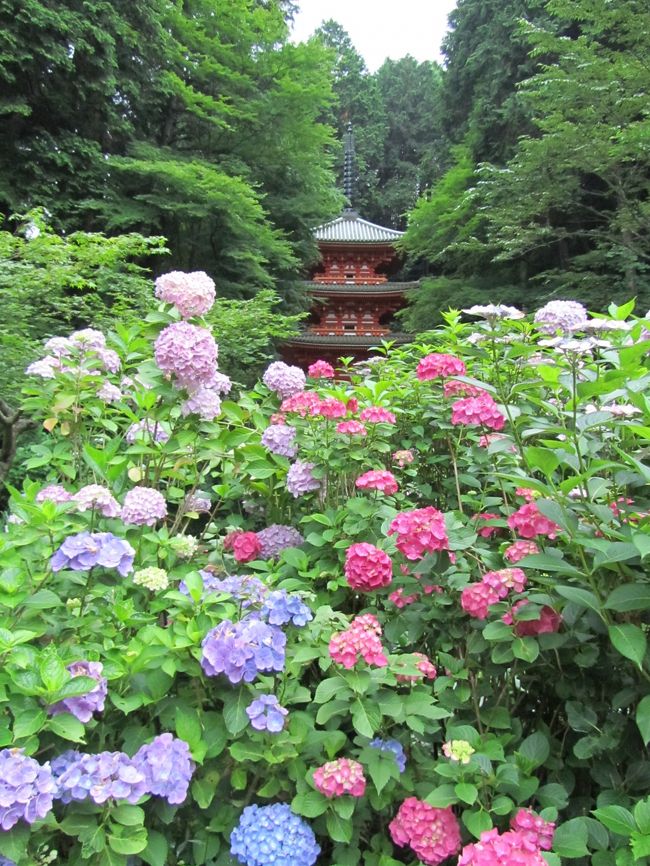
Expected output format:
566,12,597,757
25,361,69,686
1,0,649,344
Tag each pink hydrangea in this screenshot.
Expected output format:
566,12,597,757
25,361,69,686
280,391,322,416
503,601,562,636
516,487,537,502
232,532,262,563
473,512,501,537
263,362,306,399
344,543,393,591
97,381,122,403
355,470,399,495
359,406,396,424
205,370,232,395
389,798,461,866
388,507,448,560
394,652,437,683
181,386,222,421
346,397,359,413
417,353,466,381
121,487,167,526
336,420,367,436
483,568,527,595
451,394,506,431
508,503,560,539
73,485,121,518
310,398,347,419
308,360,335,378
510,809,555,850
393,449,414,466
504,540,540,563
313,758,366,798
443,379,486,398
458,828,548,866
389,588,420,608
154,322,218,390
36,485,72,504
154,271,216,318
329,614,388,668
461,582,501,620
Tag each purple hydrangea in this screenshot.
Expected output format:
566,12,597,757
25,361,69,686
49,661,107,723
36,484,72,504
246,695,288,733
73,485,121,518
133,734,195,804
201,618,286,683
261,424,298,458
369,738,407,773
51,750,80,796
286,461,320,498
534,300,588,334
206,370,232,395
125,419,170,445
180,572,268,606
230,803,320,866
262,362,306,399
25,356,63,378
69,328,106,350
97,348,121,373
183,493,211,513
257,524,304,559
154,270,216,318
0,749,55,830
154,321,218,390
260,590,312,628
121,486,167,526
51,531,135,576
181,386,222,420
97,381,122,403
55,751,147,805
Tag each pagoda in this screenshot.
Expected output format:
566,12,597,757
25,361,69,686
283,126,416,370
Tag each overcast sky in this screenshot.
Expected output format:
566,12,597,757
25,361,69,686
290,0,458,71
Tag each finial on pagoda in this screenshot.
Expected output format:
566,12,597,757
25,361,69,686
343,121,355,210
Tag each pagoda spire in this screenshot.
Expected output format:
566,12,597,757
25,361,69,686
343,121,356,210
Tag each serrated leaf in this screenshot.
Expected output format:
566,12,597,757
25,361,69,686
108,829,148,855
455,782,478,804
48,712,86,742
111,805,145,827
462,809,493,839
140,829,168,866
631,831,650,860
222,690,249,736
593,806,636,837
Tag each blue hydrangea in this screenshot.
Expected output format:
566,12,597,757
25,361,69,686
260,590,312,628
55,751,147,805
231,803,320,866
50,531,135,576
0,858,16,866
201,618,286,683
0,749,55,830
133,734,195,804
179,572,268,607
369,738,407,773
246,695,288,733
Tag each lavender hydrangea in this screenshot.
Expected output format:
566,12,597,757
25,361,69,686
25,356,63,378
49,661,107,723
201,618,286,683
463,304,525,321
51,750,80,796
182,493,211,513
69,328,106,350
534,300,588,334
180,572,268,606
260,590,312,628
51,531,135,576
181,386,222,420
230,803,320,866
206,370,232,395
55,751,147,805
73,485,121,518
262,362,306,399
133,734,195,804
286,461,320,498
36,484,72,504
257,524,304,559
121,486,167,526
154,321,218,390
369,738,407,773
97,381,122,403
246,695,288,733
154,270,216,318
0,749,55,829
261,424,298,458
125,419,170,445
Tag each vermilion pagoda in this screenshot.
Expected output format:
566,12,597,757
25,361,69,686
283,127,416,370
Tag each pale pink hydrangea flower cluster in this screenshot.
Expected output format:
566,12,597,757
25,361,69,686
329,614,388,669
344,542,393,591
154,271,215,318
26,328,120,379
307,359,335,378
154,322,218,391
458,826,549,866
392,449,414,466
36,485,73,504
125,419,170,445
389,798,461,866
417,353,466,381
313,758,366,798
355,470,398,495
508,503,560,539
121,487,167,526
461,568,527,620
388,507,448,560
336,420,367,436
181,386,221,421
97,381,122,404
451,394,506,431
263,362,306,399
73,485,121,518
394,652,437,683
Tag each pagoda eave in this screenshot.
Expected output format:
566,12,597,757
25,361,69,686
308,281,419,297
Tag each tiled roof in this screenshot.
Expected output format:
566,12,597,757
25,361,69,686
307,281,419,295
285,333,412,347
313,209,404,244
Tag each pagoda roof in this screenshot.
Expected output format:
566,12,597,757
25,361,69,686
313,209,404,244
307,281,418,295
285,333,412,348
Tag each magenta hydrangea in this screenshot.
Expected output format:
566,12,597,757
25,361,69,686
388,506,449,560
154,270,216,318
389,798,461,866
0,749,55,830
344,542,393,591
49,661,107,723
121,486,167,526
256,524,304,558
154,321,218,390
262,361,306,399
286,460,320,498
133,734,195,804
261,424,298,458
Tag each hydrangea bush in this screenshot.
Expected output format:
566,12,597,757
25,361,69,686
1,281,649,866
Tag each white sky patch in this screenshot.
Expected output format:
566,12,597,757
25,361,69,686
290,0,458,71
